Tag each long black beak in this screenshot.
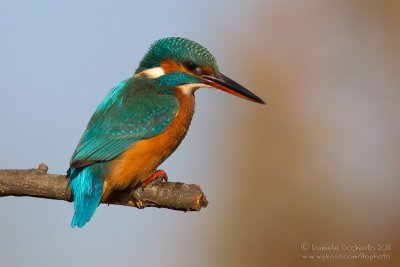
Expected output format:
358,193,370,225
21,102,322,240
200,73,266,104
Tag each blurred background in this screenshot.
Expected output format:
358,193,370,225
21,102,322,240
0,1,399,266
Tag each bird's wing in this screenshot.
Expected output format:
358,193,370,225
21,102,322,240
70,78,179,168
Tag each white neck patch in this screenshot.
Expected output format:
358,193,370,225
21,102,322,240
135,67,165,79
176,83,211,95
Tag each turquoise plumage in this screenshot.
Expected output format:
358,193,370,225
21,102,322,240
136,38,218,73
69,166,104,227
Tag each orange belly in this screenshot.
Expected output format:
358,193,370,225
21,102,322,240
102,90,195,199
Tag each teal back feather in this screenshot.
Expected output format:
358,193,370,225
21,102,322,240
71,77,179,166
95,79,128,113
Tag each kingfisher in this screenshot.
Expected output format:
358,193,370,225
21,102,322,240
68,37,265,228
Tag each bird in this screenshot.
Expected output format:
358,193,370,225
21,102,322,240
67,37,265,228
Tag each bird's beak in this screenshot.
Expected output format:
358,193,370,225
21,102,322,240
200,73,266,104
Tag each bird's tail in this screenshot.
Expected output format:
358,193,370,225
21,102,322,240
69,166,103,228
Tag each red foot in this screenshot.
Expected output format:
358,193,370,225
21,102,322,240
141,170,168,189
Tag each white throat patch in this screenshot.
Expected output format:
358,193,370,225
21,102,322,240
135,67,165,79
176,83,211,95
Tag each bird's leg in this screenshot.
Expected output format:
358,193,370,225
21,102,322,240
141,170,168,189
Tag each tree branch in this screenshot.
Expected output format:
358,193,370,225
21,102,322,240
0,163,208,211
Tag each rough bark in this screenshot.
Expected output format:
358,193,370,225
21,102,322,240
0,163,208,211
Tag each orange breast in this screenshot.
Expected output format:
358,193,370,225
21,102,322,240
103,90,195,199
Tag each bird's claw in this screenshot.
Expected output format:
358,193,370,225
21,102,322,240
141,170,168,190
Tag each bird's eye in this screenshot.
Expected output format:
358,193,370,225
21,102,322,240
185,61,202,75
185,61,197,71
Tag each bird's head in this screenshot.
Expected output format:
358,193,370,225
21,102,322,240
135,37,265,104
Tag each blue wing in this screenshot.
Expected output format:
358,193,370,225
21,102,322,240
70,77,179,168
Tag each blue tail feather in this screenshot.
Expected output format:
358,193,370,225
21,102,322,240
69,166,103,228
